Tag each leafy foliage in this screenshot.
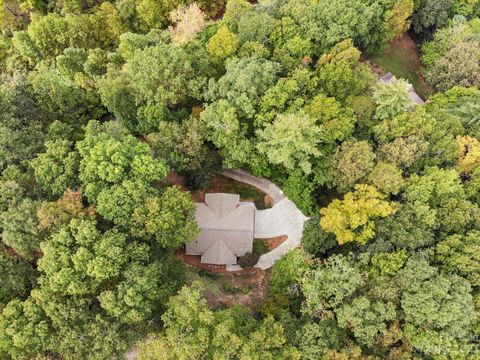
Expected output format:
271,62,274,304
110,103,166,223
320,184,396,245
0,0,479,358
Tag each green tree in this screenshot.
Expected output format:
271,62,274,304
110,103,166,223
0,249,36,306
200,99,254,167
373,202,436,252
237,10,275,45
297,0,394,53
96,179,156,227
425,86,480,138
147,117,222,189
206,25,239,59
257,112,321,174
77,120,168,202
99,42,213,133
388,0,414,37
1,198,40,258
0,74,45,171
301,215,337,257
223,0,252,32
336,296,396,346
205,57,282,118
0,298,51,358
367,162,404,195
256,68,318,126
295,319,346,360
302,255,362,315
30,139,79,197
404,166,464,206
151,285,300,359
373,107,436,145
411,0,454,37
373,76,414,120
282,169,317,215
331,139,376,192
130,186,198,248
435,231,480,286
426,41,480,92
99,257,185,324
21,8,122,62
262,248,310,317
399,257,477,357
316,40,374,100
303,93,356,143
376,136,428,170
29,63,104,124
38,219,131,296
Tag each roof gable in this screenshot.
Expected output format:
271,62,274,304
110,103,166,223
205,193,239,217
186,193,255,265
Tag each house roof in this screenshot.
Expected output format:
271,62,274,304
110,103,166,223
379,72,425,105
186,193,255,265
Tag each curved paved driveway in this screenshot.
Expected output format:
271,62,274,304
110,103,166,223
222,169,308,270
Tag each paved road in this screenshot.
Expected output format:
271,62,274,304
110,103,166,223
222,169,308,270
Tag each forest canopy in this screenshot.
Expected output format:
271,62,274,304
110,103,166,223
0,0,479,359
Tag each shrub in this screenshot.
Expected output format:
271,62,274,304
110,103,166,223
238,252,259,268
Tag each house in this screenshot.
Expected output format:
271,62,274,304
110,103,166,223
379,72,425,105
186,193,255,265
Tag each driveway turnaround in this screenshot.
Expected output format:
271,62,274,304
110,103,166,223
222,169,308,270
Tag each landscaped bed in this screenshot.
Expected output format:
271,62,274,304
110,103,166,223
194,175,271,209
166,171,272,209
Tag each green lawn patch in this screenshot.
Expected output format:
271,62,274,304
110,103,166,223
368,35,432,100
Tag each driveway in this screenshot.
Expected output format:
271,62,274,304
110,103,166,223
222,170,308,270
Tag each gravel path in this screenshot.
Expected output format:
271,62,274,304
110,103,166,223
222,169,308,270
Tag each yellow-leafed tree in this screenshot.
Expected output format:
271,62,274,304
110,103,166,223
458,135,480,174
320,184,396,245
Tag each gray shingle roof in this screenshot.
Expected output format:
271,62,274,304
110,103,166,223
186,193,255,265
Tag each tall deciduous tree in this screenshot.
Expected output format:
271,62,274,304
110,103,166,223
331,139,376,192
99,42,213,133
302,255,362,315
297,0,394,53
77,120,168,202
373,76,414,120
206,25,239,59
257,112,321,174
320,184,396,245
205,56,282,118
399,257,477,358
138,286,300,359
30,139,79,197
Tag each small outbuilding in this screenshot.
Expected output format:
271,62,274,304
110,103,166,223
379,72,425,105
186,193,255,265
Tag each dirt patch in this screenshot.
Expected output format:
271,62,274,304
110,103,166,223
201,268,270,312
264,235,288,250
177,248,273,312
165,171,187,188
264,194,274,208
